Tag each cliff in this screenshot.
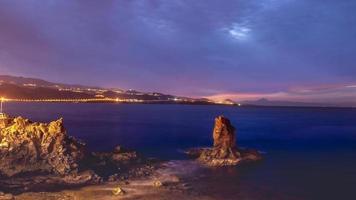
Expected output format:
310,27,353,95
0,116,85,177
0,115,155,194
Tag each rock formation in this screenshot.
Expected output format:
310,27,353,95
0,114,156,193
211,116,238,158
0,113,12,129
0,116,85,177
87,145,147,179
187,116,262,166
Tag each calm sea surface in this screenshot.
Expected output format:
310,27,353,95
4,103,356,200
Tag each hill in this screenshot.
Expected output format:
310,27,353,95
0,75,216,104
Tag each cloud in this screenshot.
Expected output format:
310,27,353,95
205,83,356,106
226,23,251,41
0,0,355,104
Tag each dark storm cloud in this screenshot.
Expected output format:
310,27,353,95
0,0,355,103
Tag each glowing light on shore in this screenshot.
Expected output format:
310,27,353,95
0,97,5,113
0,97,226,105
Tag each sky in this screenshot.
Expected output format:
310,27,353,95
0,0,355,105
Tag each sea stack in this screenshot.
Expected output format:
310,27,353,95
212,116,238,158
188,116,262,166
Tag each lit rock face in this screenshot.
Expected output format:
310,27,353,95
0,115,156,193
0,116,85,177
0,113,12,129
187,116,262,166
212,116,238,156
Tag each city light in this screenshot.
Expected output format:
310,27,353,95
0,97,236,106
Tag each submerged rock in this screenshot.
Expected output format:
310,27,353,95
87,145,149,179
187,116,262,166
0,116,85,177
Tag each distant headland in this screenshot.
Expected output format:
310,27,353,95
1,75,354,108
0,75,237,106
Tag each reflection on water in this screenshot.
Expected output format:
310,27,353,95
4,103,356,199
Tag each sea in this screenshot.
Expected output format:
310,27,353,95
4,103,356,200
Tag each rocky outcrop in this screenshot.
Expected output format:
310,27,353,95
0,114,156,193
0,113,12,129
87,145,151,179
0,116,85,177
187,116,262,166
211,116,238,159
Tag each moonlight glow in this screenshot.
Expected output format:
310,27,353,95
228,23,251,40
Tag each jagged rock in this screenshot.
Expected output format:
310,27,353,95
111,146,140,164
211,116,239,158
0,115,85,177
187,116,262,166
0,114,12,129
0,114,158,195
61,170,102,185
87,145,144,179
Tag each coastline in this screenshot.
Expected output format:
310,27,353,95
1,104,355,199
3,100,355,109
0,114,261,200
1,99,237,106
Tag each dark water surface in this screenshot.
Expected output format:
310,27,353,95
5,103,356,199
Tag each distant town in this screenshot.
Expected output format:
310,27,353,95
0,75,238,106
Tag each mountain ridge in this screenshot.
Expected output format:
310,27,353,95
1,75,354,107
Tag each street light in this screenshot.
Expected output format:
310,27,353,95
0,97,4,114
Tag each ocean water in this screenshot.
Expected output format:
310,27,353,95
4,103,356,200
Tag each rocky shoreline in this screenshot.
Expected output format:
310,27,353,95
0,114,158,195
0,114,261,199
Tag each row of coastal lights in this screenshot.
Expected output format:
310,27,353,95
0,97,140,103
0,96,241,107
215,100,242,106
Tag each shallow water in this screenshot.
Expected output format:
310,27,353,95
4,103,356,199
